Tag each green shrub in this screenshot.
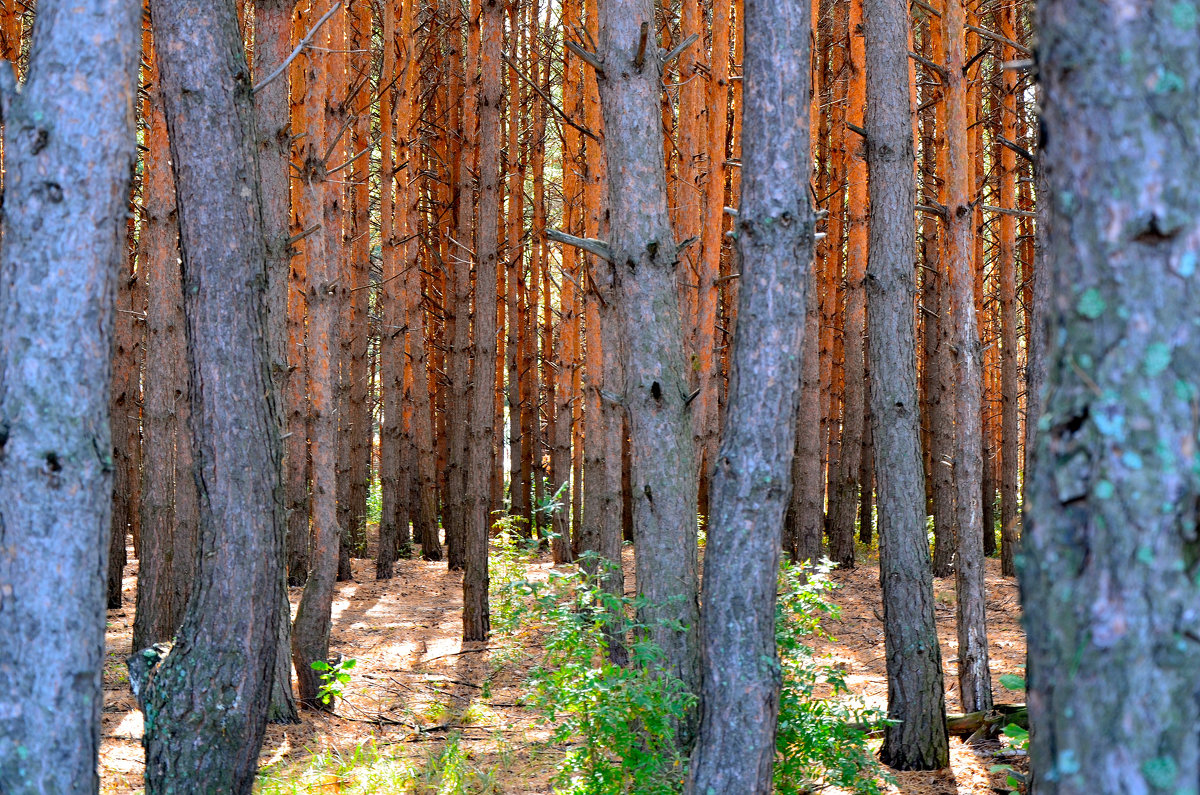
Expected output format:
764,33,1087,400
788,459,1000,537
493,545,891,794
774,560,893,794
497,558,693,794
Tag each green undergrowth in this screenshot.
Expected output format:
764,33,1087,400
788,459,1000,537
490,523,892,794
255,734,503,794
255,519,890,794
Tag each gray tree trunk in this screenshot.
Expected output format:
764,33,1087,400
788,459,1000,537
862,0,950,770
140,0,286,789
686,0,814,784
1021,3,1200,792
0,2,140,790
595,0,702,744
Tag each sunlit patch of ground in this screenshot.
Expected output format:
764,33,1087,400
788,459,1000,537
100,533,1026,793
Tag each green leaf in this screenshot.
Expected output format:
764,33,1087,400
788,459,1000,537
998,673,1026,692
310,660,331,671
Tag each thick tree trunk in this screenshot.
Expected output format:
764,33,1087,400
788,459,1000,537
944,0,991,715
0,2,139,789
140,0,285,789
686,0,814,784
862,0,950,770
596,0,702,744
1021,3,1200,792
134,54,198,651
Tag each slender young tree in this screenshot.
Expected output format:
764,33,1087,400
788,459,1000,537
1022,2,1200,791
996,2,1019,578
139,0,285,789
463,0,502,642
827,0,868,569
134,46,198,652
944,0,991,714
0,1,140,790
862,0,949,769
687,0,814,782
292,0,346,706
594,0,702,742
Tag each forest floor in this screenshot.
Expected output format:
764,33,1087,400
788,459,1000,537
99,533,1027,794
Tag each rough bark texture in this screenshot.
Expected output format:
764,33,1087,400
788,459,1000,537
1021,2,1200,791
997,2,1019,579
446,0,480,572
140,0,285,789
686,0,813,783
378,0,402,580
927,9,956,579
785,262,823,565
255,0,300,726
827,0,867,570
463,0,501,642
110,239,140,610
284,0,313,588
944,0,991,715
292,0,345,706
0,1,139,789
134,58,198,652
862,0,949,770
596,0,701,743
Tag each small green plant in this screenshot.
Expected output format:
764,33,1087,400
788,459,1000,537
366,478,382,526
774,560,894,795
990,673,1029,794
311,657,357,706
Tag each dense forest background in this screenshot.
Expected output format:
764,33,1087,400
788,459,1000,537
9,0,1195,790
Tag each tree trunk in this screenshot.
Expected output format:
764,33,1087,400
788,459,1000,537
141,0,285,788
446,0,480,572
135,48,198,651
863,0,950,770
463,0,501,642
343,0,372,558
0,2,139,789
285,1,313,588
595,0,702,744
1022,3,1200,792
997,2,1019,579
686,0,814,784
291,0,346,707
785,264,824,565
255,0,300,726
110,234,139,610
943,0,991,715
827,0,868,569
378,0,402,580
926,9,956,579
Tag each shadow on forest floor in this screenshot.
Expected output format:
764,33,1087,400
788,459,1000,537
99,532,1026,794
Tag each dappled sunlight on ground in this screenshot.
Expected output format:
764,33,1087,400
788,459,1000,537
99,534,1026,793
